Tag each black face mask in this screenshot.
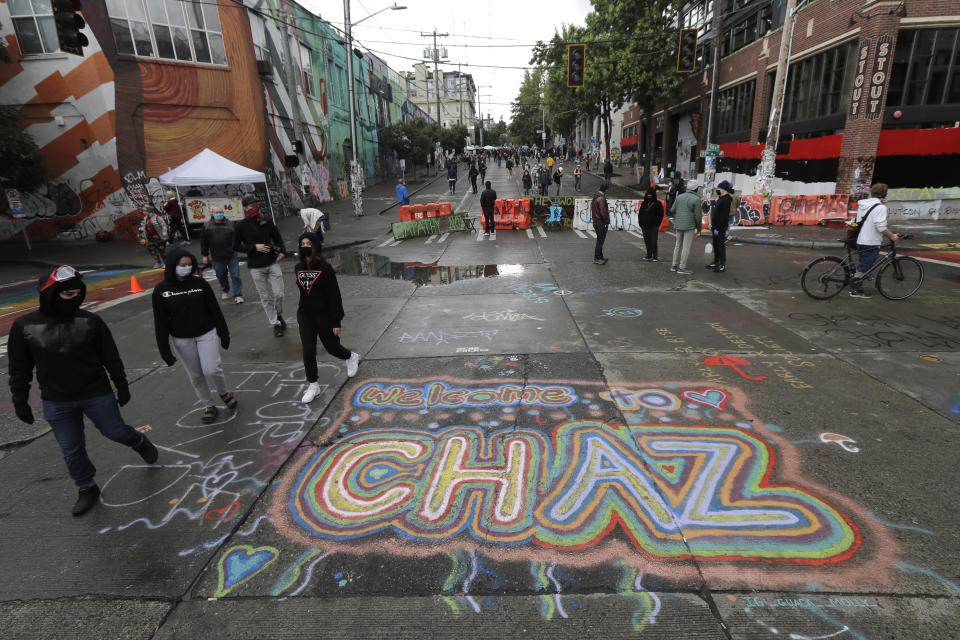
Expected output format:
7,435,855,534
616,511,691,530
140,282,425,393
52,295,83,317
300,246,313,258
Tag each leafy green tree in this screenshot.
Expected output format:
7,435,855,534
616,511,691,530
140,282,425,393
438,124,469,155
485,120,510,146
509,69,546,145
381,118,436,178
0,106,47,195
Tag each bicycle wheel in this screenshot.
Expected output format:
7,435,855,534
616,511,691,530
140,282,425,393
876,256,924,300
801,257,849,299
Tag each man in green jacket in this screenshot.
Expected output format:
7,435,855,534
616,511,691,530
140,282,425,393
670,180,702,275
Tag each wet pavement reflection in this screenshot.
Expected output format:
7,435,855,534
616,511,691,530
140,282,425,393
317,246,529,286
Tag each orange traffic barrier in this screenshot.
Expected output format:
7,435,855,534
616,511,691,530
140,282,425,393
129,276,144,293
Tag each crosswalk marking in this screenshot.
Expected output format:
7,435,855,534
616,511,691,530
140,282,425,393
377,238,393,247
424,234,438,244
627,229,644,239
489,233,496,241
574,229,587,239
525,228,534,239
586,229,597,238
438,233,449,244
537,226,547,238
476,230,485,241
389,240,401,247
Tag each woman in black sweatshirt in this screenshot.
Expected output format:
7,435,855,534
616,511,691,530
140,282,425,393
636,185,664,261
152,247,235,423
296,232,359,404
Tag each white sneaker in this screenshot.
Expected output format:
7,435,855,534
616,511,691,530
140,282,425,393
221,292,231,300
346,352,360,377
301,382,321,404
234,296,244,304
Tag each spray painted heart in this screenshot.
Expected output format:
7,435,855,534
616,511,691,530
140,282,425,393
215,545,279,597
682,388,729,411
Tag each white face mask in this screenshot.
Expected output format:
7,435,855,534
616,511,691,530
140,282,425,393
175,265,193,277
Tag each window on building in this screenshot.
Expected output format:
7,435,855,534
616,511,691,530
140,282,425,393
887,28,960,107
9,0,58,55
105,0,226,65
299,43,314,97
719,0,778,57
717,78,755,136
781,40,855,124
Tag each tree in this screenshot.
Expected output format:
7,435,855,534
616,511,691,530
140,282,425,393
438,124,469,155
381,118,435,178
0,106,47,195
485,120,509,146
509,69,545,145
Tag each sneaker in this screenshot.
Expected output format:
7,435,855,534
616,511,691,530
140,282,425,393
593,259,604,264
132,435,159,464
670,265,678,272
849,289,872,299
677,268,694,275
650,257,659,262
346,352,360,377
273,323,284,337
301,381,321,404
72,484,100,517
598,258,608,265
279,316,287,331
234,296,244,304
221,291,231,300
717,265,725,272
642,257,653,262
705,263,717,269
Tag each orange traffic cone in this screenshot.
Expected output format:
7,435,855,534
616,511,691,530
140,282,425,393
129,276,144,293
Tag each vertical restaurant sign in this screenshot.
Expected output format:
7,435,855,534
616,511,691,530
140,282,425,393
849,38,873,121
866,35,895,120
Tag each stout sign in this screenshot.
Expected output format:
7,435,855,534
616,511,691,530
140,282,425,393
866,35,894,120
848,38,873,121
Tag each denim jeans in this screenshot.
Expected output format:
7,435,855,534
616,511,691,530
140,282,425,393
212,253,242,297
856,244,880,275
593,223,608,260
43,393,143,487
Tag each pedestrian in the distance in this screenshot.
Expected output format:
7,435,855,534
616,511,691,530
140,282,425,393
670,180,702,275
591,184,610,265
8,265,158,516
447,162,458,194
522,169,533,196
200,206,243,304
603,158,614,187
396,179,410,206
708,180,733,272
302,185,329,230
468,164,479,194
140,206,169,268
236,195,287,337
479,160,486,183
164,190,190,245
553,166,563,196
637,186,664,262
153,248,236,425
538,164,551,196
480,180,497,235
574,164,583,192
506,157,513,175
296,233,360,404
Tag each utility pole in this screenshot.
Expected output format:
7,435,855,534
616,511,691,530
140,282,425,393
421,29,448,128
457,62,463,126
754,0,799,199
703,2,723,193
344,0,363,216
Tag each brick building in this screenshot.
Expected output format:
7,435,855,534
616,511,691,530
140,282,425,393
629,0,959,206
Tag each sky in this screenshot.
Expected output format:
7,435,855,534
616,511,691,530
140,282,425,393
299,0,594,124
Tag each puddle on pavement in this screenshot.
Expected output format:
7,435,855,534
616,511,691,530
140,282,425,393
316,246,530,286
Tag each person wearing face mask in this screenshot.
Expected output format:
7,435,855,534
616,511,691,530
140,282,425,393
295,233,360,404
636,185,664,261
200,206,243,304
236,194,288,337
152,248,235,425
8,266,159,516
708,180,733,272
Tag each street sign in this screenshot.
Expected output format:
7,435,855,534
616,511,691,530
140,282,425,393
701,150,724,157
590,137,596,145
536,129,544,133
5,188,25,218
706,143,720,152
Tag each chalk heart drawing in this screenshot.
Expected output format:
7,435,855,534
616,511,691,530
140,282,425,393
216,545,279,597
682,388,729,411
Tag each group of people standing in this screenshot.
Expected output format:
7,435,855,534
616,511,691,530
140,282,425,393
9,198,361,517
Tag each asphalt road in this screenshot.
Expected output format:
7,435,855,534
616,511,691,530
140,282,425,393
1,162,959,639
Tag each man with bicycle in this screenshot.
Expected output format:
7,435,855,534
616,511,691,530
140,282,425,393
851,183,899,299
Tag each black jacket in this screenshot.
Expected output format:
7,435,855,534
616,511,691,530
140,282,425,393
604,160,614,175
637,189,664,227
479,188,497,213
235,216,286,269
295,233,345,326
713,194,732,231
152,248,229,363
522,172,533,189
200,218,238,262
8,275,127,403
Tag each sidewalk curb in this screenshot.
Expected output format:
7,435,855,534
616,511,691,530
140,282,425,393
731,235,839,250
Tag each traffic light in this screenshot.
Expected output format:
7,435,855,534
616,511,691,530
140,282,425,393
567,44,585,87
53,0,89,57
676,28,698,73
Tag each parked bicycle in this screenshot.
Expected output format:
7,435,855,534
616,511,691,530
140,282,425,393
800,235,924,300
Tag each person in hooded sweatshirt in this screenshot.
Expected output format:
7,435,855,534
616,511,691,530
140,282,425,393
8,265,158,516
708,180,734,272
153,248,235,425
636,185,664,261
295,232,360,404
850,182,899,299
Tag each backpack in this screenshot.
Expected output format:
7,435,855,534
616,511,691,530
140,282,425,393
845,203,880,248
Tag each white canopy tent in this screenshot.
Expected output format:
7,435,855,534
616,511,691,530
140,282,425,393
159,148,275,239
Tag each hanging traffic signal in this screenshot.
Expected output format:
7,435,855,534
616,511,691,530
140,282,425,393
53,0,89,57
567,44,585,87
676,28,698,73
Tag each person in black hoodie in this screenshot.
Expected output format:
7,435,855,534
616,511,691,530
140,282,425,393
295,232,359,404
8,265,158,516
235,195,287,337
153,248,235,424
708,180,733,272
637,185,664,261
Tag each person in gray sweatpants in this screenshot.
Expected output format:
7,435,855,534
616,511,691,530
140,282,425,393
236,195,287,337
670,180,702,275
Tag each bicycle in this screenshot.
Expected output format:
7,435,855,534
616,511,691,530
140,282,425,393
800,235,924,300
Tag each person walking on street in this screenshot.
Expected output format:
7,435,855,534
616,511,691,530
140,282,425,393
708,180,733,272
480,181,497,235
591,184,610,265
553,166,563,196
522,168,533,196
850,183,899,299
468,164,479,194
236,195,287,337
296,233,360,403
574,164,583,192
603,158,614,187
140,206,169,268
538,164,551,196
200,206,243,304
8,265,158,516
153,248,236,425
396,179,410,206
302,185,329,230
164,191,190,245
637,186,664,261
505,157,514,176
447,162,458,194
670,180,702,275
479,160,486,183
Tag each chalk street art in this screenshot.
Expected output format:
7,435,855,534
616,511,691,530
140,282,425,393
820,433,860,453
602,307,644,318
463,309,545,322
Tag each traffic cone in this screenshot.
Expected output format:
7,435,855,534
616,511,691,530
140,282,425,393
129,276,144,293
